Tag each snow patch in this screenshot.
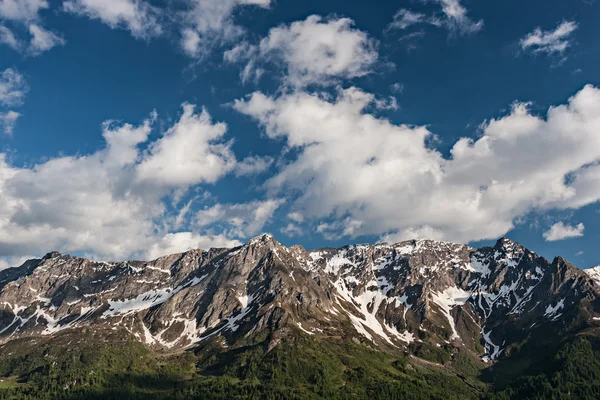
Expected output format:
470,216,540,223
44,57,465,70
324,250,353,275
430,286,471,340
104,274,208,317
334,274,412,345
297,322,314,335
544,299,565,319
482,328,503,361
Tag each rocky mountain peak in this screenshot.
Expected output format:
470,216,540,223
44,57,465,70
42,251,63,260
244,233,282,249
0,235,598,364
492,236,525,257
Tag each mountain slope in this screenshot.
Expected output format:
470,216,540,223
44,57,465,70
1,235,600,398
585,265,600,283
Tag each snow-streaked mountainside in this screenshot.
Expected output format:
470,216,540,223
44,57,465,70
1,234,599,363
585,265,600,283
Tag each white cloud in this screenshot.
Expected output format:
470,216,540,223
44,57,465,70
381,226,445,244
259,15,377,87
0,116,159,259
387,0,482,36
235,84,600,243
387,9,426,31
0,69,26,135
563,163,600,209
180,28,201,57
6,0,274,57
145,232,241,260
223,40,256,63
437,0,483,34
136,104,236,187
179,0,271,58
223,42,264,84
63,0,161,39
196,199,283,238
520,20,578,56
239,60,264,85
0,25,19,49
0,110,19,134
374,96,398,111
226,15,378,87
0,0,63,55
543,222,584,241
0,0,48,22
235,155,273,176
390,82,404,94
0,68,27,107
317,218,364,240
28,24,65,54
0,254,34,270
0,104,260,261
281,223,302,237
287,212,304,223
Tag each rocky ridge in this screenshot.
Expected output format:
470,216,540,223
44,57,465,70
1,234,599,363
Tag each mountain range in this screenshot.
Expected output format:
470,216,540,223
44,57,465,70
1,234,599,399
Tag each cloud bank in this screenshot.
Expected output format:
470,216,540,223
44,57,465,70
0,104,269,262
234,84,600,243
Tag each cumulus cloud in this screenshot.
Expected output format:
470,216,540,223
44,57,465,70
0,68,27,107
234,155,273,177
563,163,600,209
0,110,19,134
3,0,272,54
136,104,236,187
0,0,48,22
281,223,302,237
287,212,304,223
196,199,283,238
28,24,65,54
258,15,377,87
317,218,364,240
0,68,26,135
1,0,274,57
63,0,161,39
0,104,266,262
181,28,201,56
0,25,19,49
543,222,585,241
179,0,272,58
234,84,600,243
0,0,64,55
225,15,378,87
520,20,578,57
145,232,241,260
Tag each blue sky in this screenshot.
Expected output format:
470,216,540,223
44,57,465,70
0,0,599,268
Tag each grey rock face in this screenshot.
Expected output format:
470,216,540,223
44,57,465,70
0,234,598,362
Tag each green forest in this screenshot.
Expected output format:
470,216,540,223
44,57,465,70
0,329,599,400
